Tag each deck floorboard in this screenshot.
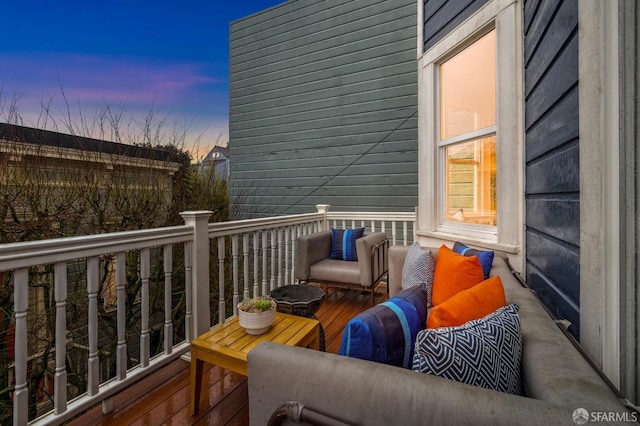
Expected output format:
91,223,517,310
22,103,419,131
68,285,387,425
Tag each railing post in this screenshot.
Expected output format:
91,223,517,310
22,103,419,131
316,204,331,231
181,211,213,338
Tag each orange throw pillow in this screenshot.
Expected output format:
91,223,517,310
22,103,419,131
431,245,484,306
427,276,507,328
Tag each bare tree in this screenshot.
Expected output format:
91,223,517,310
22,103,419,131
0,91,230,422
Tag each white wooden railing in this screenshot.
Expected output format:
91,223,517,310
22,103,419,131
0,205,415,425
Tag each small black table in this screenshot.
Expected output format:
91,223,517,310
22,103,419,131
270,284,326,350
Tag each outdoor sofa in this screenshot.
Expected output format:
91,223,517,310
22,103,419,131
247,244,636,425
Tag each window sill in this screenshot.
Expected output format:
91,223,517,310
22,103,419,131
416,229,519,254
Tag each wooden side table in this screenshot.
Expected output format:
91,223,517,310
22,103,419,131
190,312,319,415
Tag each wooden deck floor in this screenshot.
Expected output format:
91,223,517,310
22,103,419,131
67,285,388,425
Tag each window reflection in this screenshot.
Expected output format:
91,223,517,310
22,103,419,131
445,136,497,226
440,30,496,140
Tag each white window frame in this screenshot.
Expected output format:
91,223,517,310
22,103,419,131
417,0,523,265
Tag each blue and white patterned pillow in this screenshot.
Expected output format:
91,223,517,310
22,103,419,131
401,243,436,305
412,304,522,394
330,227,365,261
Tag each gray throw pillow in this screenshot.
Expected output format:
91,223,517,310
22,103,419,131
401,243,435,305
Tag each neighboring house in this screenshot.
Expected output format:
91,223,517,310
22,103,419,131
0,122,182,235
229,0,419,216
233,0,639,407
202,145,230,180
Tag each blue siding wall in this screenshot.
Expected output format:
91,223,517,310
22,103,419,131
523,0,580,338
423,0,489,51
229,0,418,217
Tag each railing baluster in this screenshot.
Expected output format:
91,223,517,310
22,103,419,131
217,236,226,325
351,220,355,229
270,229,276,291
403,221,408,245
381,221,386,233
163,245,173,354
116,252,127,380
87,257,99,395
54,262,68,414
243,233,250,299
284,226,290,285
277,228,283,287
291,225,298,284
370,220,375,232
140,248,150,368
261,230,268,295
392,222,397,246
14,268,28,425
184,241,193,342
253,231,260,296
232,235,239,316
360,220,365,228
341,219,346,229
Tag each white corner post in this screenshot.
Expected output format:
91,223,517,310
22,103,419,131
181,211,213,338
579,0,620,387
315,204,331,231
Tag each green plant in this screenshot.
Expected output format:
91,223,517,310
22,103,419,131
238,296,276,313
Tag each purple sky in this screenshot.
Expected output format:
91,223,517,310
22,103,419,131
0,0,284,156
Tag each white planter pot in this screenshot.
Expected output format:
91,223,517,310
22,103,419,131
237,307,276,335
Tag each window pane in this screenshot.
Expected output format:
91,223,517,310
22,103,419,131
445,136,496,226
440,30,496,140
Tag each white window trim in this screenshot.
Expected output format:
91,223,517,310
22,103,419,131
417,0,523,269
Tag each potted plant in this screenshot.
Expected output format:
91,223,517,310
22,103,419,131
237,296,277,335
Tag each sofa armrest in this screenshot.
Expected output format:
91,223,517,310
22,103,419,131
248,342,573,426
388,245,410,296
295,231,332,281
355,232,388,287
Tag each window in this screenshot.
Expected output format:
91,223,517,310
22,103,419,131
439,30,496,227
417,0,522,257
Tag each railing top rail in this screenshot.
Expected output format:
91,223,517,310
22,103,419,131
326,211,416,220
207,212,324,237
0,225,193,270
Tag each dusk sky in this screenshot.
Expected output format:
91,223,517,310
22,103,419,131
0,0,284,156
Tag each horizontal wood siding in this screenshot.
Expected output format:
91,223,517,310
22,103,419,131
229,0,418,217
524,0,580,338
422,0,489,52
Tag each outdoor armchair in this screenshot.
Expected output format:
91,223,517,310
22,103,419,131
296,230,388,304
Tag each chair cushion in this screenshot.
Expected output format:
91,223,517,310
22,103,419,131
427,276,506,329
330,227,365,261
413,304,522,395
339,286,427,368
401,243,436,306
453,241,494,280
432,245,484,306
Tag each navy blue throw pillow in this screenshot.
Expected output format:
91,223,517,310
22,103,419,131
453,241,494,279
339,286,428,368
330,227,365,261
